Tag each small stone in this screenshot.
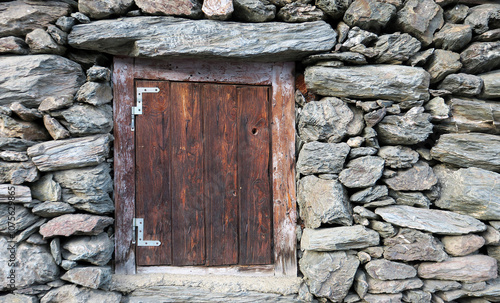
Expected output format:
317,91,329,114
32,202,76,218
86,66,111,82
358,251,371,264
357,101,380,112
38,96,73,112
61,260,77,271
347,136,364,148
482,226,500,246
301,225,380,251
476,28,500,42
316,0,352,19
351,185,388,203
354,214,370,226
349,147,378,159
364,197,396,208
425,49,462,83
378,146,418,169
442,234,485,257
75,82,113,106
366,259,417,280
462,282,487,292
364,108,386,128
47,25,68,45
233,0,276,22
43,115,70,140
464,4,500,35
364,247,384,258
403,290,432,303
50,238,62,265
433,23,472,52
71,12,91,24
339,156,385,189
367,276,423,294
354,206,378,219
26,233,47,245
203,0,234,20
354,270,369,297
31,174,61,202
424,97,449,121
0,151,28,162
0,114,50,141
135,0,202,18
384,161,437,191
444,4,468,24
9,102,42,122
438,73,483,97
389,191,430,208
364,293,403,303
376,107,433,145
78,0,134,19
303,52,367,65
479,70,500,99
297,142,350,175
418,255,498,283
56,16,76,32
277,3,324,22
396,0,444,46
385,105,400,115
422,279,461,293
13,218,46,244
0,294,38,303
373,33,421,64
460,42,500,74
25,29,66,55
408,48,434,67
0,36,28,55
39,214,113,238
337,21,350,43
370,220,398,238
61,267,111,290
342,26,378,49
40,284,121,303
343,0,396,32
0,161,39,185
62,232,114,266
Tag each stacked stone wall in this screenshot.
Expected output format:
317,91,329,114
0,0,498,302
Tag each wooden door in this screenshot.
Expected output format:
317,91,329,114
134,80,273,267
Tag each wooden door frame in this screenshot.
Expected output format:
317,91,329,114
113,57,297,276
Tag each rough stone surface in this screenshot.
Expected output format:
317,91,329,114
418,255,498,283
233,0,276,22
342,26,378,49
376,107,433,145
316,0,352,19
40,284,121,303
0,237,59,291
38,96,73,113
0,294,38,303
0,36,28,55
0,151,28,162
298,97,354,143
296,142,350,175
301,225,379,251
431,133,500,172
402,290,432,303
79,0,134,19
43,115,70,140
363,293,403,303
0,138,36,152
305,65,430,102
433,23,472,52
0,115,50,141
425,49,462,83
378,146,418,169
438,73,483,97
437,98,499,134
383,161,437,191
25,29,66,55
69,17,336,61
0,184,31,203
444,4,468,24
479,70,500,99
62,232,114,266
339,156,385,189
396,0,444,46
464,4,500,35
433,165,500,221
75,82,113,106
277,3,324,22
47,25,68,46
56,16,76,33
366,259,417,280
87,66,112,82
300,250,359,302
483,226,500,246
389,191,430,208
442,234,485,257
298,175,352,228
27,134,112,172
460,42,500,74
0,1,72,37
343,0,396,32
0,55,84,108
373,33,421,64
61,267,112,289
351,186,388,203
375,205,486,235
0,204,38,235
0,161,39,185
367,276,423,294
422,279,461,292
39,214,114,238
51,104,113,136
32,202,76,218
136,0,202,18
50,238,61,265
10,102,42,122
31,174,61,202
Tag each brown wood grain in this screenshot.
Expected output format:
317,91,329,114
171,82,206,266
237,86,273,265
203,84,239,266
135,80,172,266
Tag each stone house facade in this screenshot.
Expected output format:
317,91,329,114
0,0,499,302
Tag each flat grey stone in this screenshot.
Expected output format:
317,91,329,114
396,0,443,46
343,0,396,32
389,190,430,208
61,266,111,289
9,102,42,122
40,284,121,303
0,161,39,185
376,107,433,145
441,234,485,257
51,104,113,136
438,73,483,96
433,23,472,52
62,232,114,266
0,184,31,203
305,65,430,102
424,97,449,121
464,4,500,35
402,290,432,303
383,161,437,191
38,95,73,112
383,229,448,262
349,147,378,159
367,276,423,294
366,259,416,280
351,186,388,203
373,33,421,64
50,238,61,265
476,28,500,42
233,0,276,22
370,220,398,238
39,214,113,238
79,0,134,19
301,225,379,251
0,36,28,55
0,204,38,235
433,165,500,221
422,279,461,292
32,202,76,218
460,42,500,74
418,255,498,283
68,16,336,61
436,98,499,134
479,70,500,99
378,146,418,169
135,0,202,18
339,156,385,189
375,205,486,235
43,115,70,140
363,293,403,303
25,29,66,55
75,82,113,106
296,141,350,175
425,49,462,83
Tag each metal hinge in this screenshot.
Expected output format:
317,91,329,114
132,218,161,247
131,87,160,131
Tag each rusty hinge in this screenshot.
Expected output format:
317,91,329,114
131,87,160,131
132,218,161,247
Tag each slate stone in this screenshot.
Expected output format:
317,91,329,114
396,0,444,46
418,255,498,283
422,279,461,293
136,0,202,18
0,55,84,108
407,48,434,67
43,115,70,140
47,25,68,46
367,276,423,294
0,151,28,162
68,16,336,61
354,269,368,298
0,138,36,152
299,250,359,302
347,136,365,148
298,175,352,228
31,174,61,202
384,161,437,191
0,161,39,185
277,3,324,22
431,133,500,172
460,42,500,74
425,49,462,83
40,284,121,303
339,156,385,189
376,107,433,145
305,65,430,102
483,226,500,246
50,237,62,265
0,203,38,235
32,202,76,218
61,260,77,271
38,96,73,113
0,184,30,204
233,0,276,22
86,66,112,82
343,0,396,32
438,73,483,97
0,237,59,291
62,232,114,266
402,290,432,303
363,294,403,303
373,33,421,64
56,16,76,33
301,225,379,251
298,97,354,143
383,229,448,262
25,29,66,55
350,186,388,203
27,134,112,172
75,82,113,106
0,294,37,303
71,12,91,24
349,147,378,159
442,234,485,257
39,214,113,238
61,267,111,289
316,0,352,19
297,142,349,175
464,4,500,35
51,104,113,136
378,146,418,169
366,259,416,281
434,23,472,52
79,0,134,19
436,98,499,134
479,70,500,99
0,36,28,55
476,28,500,42
364,108,386,128
444,4,468,24
9,102,42,122
0,1,71,37
389,191,430,208
342,26,378,49
433,165,500,221
375,205,486,235
0,115,50,141
303,52,367,65
370,220,398,238
423,97,449,121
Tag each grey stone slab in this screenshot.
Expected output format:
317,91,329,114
301,225,380,251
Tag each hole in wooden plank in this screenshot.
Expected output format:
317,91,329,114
251,128,258,135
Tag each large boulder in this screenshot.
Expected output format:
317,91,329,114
433,165,500,221
305,65,430,102
68,16,336,61
0,55,84,108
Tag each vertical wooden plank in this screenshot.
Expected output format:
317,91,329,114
271,62,297,276
171,82,205,266
238,85,273,265
203,84,239,266
113,56,136,274
135,80,172,266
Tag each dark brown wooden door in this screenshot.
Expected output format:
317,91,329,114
135,80,273,267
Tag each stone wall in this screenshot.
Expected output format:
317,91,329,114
0,0,499,302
